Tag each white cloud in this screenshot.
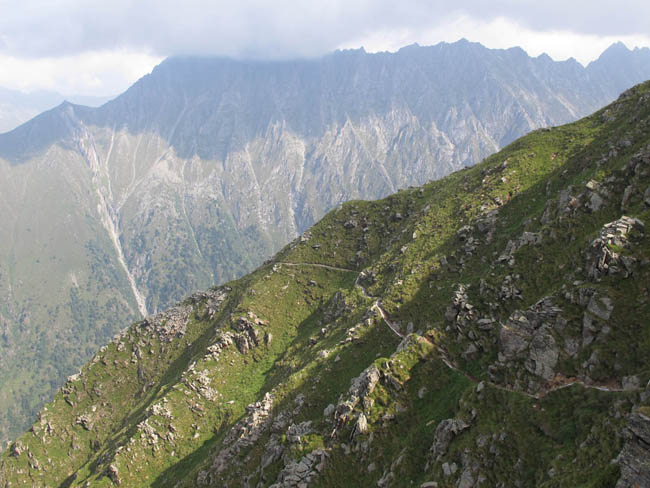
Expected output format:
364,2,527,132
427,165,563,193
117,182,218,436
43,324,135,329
0,49,162,96
1,1,649,60
0,1,648,95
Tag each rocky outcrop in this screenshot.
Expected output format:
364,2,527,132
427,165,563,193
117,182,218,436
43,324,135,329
198,393,275,484
615,411,650,487
107,464,121,486
582,292,614,347
233,316,263,355
585,216,645,280
491,298,563,391
139,288,228,344
269,449,329,488
498,231,542,266
445,285,474,325
332,364,381,435
428,419,470,464
140,305,192,343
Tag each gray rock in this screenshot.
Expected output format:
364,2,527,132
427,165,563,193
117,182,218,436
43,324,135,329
457,468,475,488
442,462,458,477
587,295,614,320
208,392,274,477
261,444,284,469
323,404,335,418
621,185,634,209
351,413,369,439
564,337,579,357
286,421,313,443
462,343,479,358
588,192,605,212
622,375,641,391
107,464,121,486
8,441,24,457
75,414,93,431
430,418,470,461
526,329,558,380
615,412,650,488
586,216,645,280
494,297,563,390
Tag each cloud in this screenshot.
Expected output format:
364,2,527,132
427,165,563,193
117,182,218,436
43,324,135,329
0,49,162,96
0,1,648,60
0,1,648,95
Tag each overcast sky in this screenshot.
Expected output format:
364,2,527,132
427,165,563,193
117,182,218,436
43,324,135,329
0,0,649,96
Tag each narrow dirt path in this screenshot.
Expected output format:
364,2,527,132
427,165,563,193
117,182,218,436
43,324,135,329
278,261,642,399
371,302,404,339
276,262,358,274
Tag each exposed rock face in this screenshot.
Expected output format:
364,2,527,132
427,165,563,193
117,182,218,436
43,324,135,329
332,364,381,435
615,412,650,488
198,393,275,485
429,419,470,463
498,231,542,266
492,298,563,391
582,292,614,347
586,216,645,280
269,449,328,488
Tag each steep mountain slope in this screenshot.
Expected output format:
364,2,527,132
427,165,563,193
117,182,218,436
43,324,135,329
2,80,649,487
2,40,650,449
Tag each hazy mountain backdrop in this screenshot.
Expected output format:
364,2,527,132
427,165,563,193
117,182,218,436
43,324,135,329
0,87,113,133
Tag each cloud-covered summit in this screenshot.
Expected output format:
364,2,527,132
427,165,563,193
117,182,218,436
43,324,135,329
0,1,649,96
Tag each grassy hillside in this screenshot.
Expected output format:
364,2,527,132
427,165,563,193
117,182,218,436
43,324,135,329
2,81,650,487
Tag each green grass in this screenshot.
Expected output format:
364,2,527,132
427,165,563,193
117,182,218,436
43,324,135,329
3,81,650,487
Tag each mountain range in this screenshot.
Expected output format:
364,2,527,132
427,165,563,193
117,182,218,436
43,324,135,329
1,39,650,447
0,87,113,133
1,77,649,487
